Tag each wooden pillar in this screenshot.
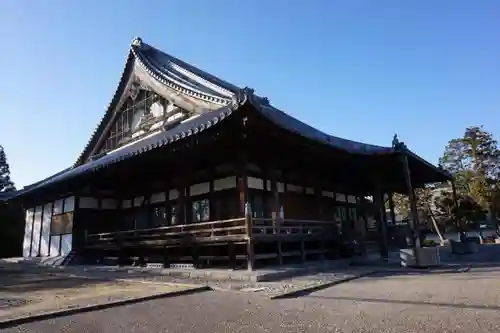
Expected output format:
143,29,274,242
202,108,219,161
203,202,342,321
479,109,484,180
373,185,388,260
163,179,171,268
238,155,254,271
270,170,281,231
176,181,186,225
238,163,248,216
314,184,325,261
401,153,421,266
245,202,255,271
270,168,283,265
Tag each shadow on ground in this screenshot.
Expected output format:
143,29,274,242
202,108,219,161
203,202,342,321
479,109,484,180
0,262,127,312
303,294,500,311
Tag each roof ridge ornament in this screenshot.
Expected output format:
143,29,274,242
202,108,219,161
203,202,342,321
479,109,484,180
132,37,143,48
231,87,254,110
260,96,270,106
392,133,408,151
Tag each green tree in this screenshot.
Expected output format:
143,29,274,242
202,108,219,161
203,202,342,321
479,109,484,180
439,126,499,218
0,145,21,257
0,145,15,193
432,190,486,232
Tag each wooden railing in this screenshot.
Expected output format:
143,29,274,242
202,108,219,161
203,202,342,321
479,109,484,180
85,218,247,247
85,216,340,248
251,217,338,238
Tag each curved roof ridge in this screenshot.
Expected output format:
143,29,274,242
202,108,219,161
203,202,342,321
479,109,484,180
75,37,239,166
246,96,393,154
132,43,232,105
133,37,240,96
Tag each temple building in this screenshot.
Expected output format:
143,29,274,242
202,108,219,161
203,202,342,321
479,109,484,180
10,37,451,269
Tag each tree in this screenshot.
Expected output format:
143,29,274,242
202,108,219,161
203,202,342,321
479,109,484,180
0,145,21,257
0,145,15,192
439,126,499,217
432,189,486,232
391,193,409,219
390,186,445,243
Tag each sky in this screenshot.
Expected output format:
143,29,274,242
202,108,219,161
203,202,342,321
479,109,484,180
0,0,499,188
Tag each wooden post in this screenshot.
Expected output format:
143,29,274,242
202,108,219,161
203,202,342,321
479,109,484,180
372,185,388,260
300,224,306,262
401,153,420,266
450,179,462,237
270,169,280,232
388,192,396,225
270,168,283,264
245,202,255,271
171,174,186,227
315,184,326,261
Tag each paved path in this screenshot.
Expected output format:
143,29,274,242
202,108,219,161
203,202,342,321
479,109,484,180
3,266,500,332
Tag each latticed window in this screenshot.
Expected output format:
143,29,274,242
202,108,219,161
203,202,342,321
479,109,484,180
150,205,168,227
100,90,166,154
192,199,210,223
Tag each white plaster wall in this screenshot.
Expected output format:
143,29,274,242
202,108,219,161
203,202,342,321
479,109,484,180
79,197,98,209
322,190,334,198
190,182,210,196
213,176,236,191
22,209,34,257
49,235,61,257
150,100,164,117
133,196,145,207
287,184,303,193
248,177,264,190
336,193,346,202
150,192,166,204
39,203,52,256
53,199,64,215
102,198,118,209
64,196,75,212
30,206,43,257
60,234,72,256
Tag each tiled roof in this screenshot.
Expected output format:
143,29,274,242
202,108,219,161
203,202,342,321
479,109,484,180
14,104,236,199
0,191,16,202
11,37,450,199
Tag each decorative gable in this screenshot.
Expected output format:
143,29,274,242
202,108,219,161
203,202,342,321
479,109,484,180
77,37,239,165
96,88,190,155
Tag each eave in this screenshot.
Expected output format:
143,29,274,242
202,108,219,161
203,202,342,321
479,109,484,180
16,37,450,201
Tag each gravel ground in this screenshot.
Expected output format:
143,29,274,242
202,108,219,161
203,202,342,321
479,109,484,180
3,266,500,333
56,267,377,297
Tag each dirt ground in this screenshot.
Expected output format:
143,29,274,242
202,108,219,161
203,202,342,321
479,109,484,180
3,264,500,332
0,271,197,323
3,265,500,333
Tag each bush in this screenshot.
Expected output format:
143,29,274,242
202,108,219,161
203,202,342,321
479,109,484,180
422,239,438,247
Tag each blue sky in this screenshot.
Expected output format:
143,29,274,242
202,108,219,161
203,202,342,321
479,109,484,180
1,0,499,188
